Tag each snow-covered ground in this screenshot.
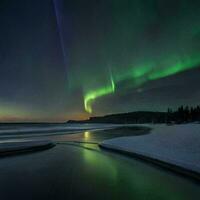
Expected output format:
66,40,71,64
101,123,200,175
0,140,55,154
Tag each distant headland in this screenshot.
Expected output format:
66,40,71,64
68,105,200,124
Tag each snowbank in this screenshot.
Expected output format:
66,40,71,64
101,124,200,177
0,140,55,155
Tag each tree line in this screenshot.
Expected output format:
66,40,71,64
167,105,200,123
68,105,200,124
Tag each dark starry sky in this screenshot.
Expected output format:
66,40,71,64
0,0,200,121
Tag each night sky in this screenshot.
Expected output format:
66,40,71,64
0,0,200,122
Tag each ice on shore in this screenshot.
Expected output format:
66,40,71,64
101,124,200,173
0,123,120,138
0,140,54,154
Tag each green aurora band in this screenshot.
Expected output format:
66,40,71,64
84,73,115,113
84,54,200,113
60,0,200,115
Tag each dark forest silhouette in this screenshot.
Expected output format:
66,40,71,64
167,105,200,124
68,105,200,124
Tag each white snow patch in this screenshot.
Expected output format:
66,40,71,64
101,124,200,173
0,140,54,154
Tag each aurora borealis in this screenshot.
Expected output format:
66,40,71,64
84,54,200,113
0,0,200,121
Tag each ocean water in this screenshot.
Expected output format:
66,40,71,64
0,123,120,139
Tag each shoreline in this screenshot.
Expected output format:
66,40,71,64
0,140,55,156
100,124,200,181
100,143,200,182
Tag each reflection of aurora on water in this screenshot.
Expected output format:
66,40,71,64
84,131,91,140
82,145,191,199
